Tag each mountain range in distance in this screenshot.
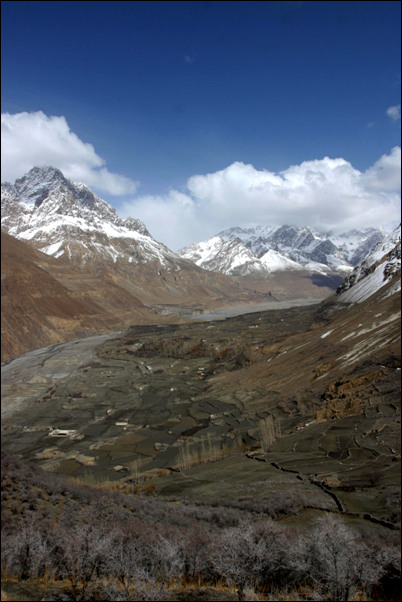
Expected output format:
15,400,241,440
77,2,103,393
2,166,387,279
1,166,400,361
178,224,387,278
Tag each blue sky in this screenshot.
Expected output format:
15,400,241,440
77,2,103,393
1,1,401,249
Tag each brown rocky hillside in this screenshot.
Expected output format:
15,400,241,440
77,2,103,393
1,231,335,362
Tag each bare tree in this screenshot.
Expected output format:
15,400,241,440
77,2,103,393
178,526,211,584
105,528,163,601
104,523,182,600
307,514,389,601
212,520,269,601
1,524,50,580
105,533,140,600
252,519,288,588
57,513,112,601
148,533,184,589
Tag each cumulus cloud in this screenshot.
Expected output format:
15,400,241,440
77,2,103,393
2,111,399,250
120,149,401,250
386,104,401,121
363,146,401,191
1,111,138,195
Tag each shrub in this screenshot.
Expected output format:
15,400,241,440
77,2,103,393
305,514,390,601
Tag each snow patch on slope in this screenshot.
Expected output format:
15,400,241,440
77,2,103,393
336,224,401,303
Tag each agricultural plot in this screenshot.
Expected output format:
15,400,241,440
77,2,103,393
1,300,400,533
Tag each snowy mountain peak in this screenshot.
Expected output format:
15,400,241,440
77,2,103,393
179,224,389,278
1,167,171,266
14,166,71,208
180,235,265,276
6,166,150,237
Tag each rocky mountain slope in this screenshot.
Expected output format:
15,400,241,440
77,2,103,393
0,169,280,360
3,227,297,362
1,166,182,267
2,167,397,363
336,223,401,303
178,224,387,277
0,231,161,362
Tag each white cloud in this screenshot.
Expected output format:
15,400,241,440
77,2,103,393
120,149,401,250
362,146,401,191
2,111,399,251
386,104,401,121
1,111,138,195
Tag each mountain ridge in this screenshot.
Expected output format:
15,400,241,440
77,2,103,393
2,166,399,363
2,166,388,278
1,166,176,267
179,224,387,277
1,166,356,306
335,223,401,303
3,167,327,360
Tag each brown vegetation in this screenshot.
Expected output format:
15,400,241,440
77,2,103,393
1,451,400,601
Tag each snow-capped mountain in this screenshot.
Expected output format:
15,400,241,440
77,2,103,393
178,236,267,275
1,166,180,268
5,167,314,321
336,223,401,303
179,225,388,277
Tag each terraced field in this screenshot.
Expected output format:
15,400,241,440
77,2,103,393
2,294,400,533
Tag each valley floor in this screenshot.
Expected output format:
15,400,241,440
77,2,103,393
2,294,400,601
2,297,400,527
189,297,323,320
